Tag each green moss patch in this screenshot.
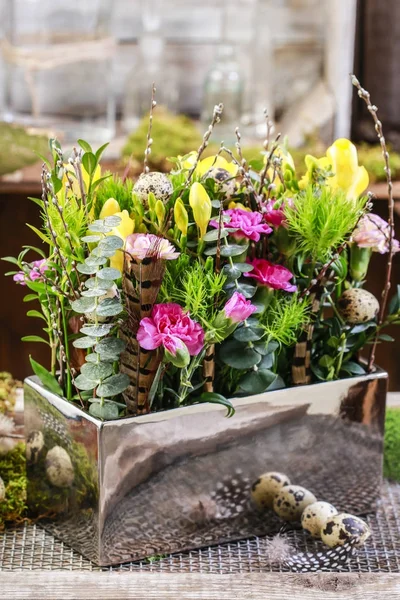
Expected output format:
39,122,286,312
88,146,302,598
384,407,400,482
0,443,27,529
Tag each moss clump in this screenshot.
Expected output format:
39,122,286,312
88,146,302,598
0,123,48,176
0,443,27,529
0,372,21,414
122,108,203,171
384,407,400,482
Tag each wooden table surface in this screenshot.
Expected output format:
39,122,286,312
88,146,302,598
0,572,399,599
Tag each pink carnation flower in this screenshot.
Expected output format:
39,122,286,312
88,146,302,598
13,259,48,286
137,303,205,356
210,208,272,242
352,214,400,254
262,198,294,228
126,234,180,261
244,258,297,292
224,292,257,323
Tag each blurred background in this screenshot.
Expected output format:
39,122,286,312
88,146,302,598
0,0,399,387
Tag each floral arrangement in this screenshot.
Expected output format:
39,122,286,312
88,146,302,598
3,80,400,420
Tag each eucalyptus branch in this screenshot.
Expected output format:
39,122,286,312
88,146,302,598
351,75,395,371
185,103,224,185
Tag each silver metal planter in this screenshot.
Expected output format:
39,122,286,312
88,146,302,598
24,369,387,566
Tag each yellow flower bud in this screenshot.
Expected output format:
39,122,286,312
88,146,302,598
155,200,166,227
107,210,135,273
228,201,251,211
189,182,212,239
174,198,189,236
99,198,121,219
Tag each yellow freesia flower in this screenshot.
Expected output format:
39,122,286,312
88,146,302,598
299,139,369,200
197,155,238,177
99,198,120,219
108,210,135,272
177,151,197,170
95,199,134,272
189,182,212,239
174,198,189,235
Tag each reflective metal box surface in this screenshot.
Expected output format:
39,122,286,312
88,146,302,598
24,369,387,566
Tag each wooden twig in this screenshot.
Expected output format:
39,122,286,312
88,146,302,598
351,75,395,371
185,103,224,185
143,83,157,175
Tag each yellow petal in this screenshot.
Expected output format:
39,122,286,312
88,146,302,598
99,198,121,219
197,155,238,177
110,250,124,273
347,165,369,200
111,210,134,240
326,139,359,192
189,182,212,239
174,198,189,235
228,201,250,211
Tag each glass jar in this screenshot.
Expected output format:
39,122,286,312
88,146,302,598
2,0,116,144
201,44,243,144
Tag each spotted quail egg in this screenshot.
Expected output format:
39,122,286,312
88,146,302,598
0,476,5,501
301,501,338,538
251,472,291,510
273,485,317,521
338,288,379,324
203,167,237,198
26,430,44,463
133,172,173,203
45,446,74,488
321,513,371,548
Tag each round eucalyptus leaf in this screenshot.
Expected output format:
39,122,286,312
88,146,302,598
81,287,110,297
237,369,277,395
71,296,97,314
86,255,107,267
96,373,130,397
85,352,102,364
88,222,113,234
72,336,97,349
81,362,114,380
89,401,119,420
104,215,122,227
80,323,113,337
74,373,97,391
76,263,99,275
220,244,248,258
221,264,242,282
81,234,102,243
235,283,257,298
234,326,264,342
235,263,254,273
85,278,115,291
202,229,229,242
98,267,121,281
96,298,123,317
98,236,124,252
258,353,274,369
219,340,261,369
95,337,125,358
203,246,218,256
253,340,279,355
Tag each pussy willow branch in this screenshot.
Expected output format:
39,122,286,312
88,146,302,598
185,103,224,185
220,146,262,205
258,135,281,195
143,83,157,175
351,75,395,371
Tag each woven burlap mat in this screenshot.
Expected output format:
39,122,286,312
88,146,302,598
1,481,399,573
